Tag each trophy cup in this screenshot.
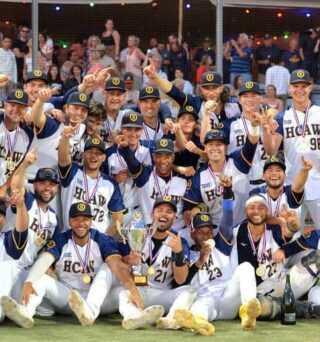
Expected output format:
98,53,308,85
118,211,151,286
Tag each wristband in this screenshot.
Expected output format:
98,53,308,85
175,251,186,267
248,125,259,137
223,186,234,200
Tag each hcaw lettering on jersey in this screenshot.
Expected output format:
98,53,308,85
0,148,23,175
63,259,95,274
285,124,320,139
29,218,53,240
204,186,223,201
74,187,107,206
202,254,223,281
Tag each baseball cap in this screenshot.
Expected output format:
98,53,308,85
124,72,134,84
67,92,90,109
153,138,174,154
245,195,268,209
263,155,286,173
200,72,222,87
6,89,28,106
203,37,211,43
121,111,143,128
204,129,228,145
0,198,6,216
192,213,215,229
177,105,199,119
30,168,60,184
25,70,49,84
263,34,272,40
153,195,177,212
84,137,105,153
139,86,160,100
239,81,261,96
105,77,126,92
69,202,93,218
290,69,312,84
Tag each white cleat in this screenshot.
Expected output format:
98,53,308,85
156,316,182,330
0,296,34,329
68,290,94,326
122,305,165,330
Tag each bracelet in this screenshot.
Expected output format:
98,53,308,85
248,125,259,137
175,251,186,267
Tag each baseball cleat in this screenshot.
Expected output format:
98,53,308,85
239,298,261,331
174,309,215,336
0,296,34,328
68,290,94,326
156,316,181,330
122,305,164,330
301,250,320,277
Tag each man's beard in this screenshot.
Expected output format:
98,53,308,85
35,189,55,204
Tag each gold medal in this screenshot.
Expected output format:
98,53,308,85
35,235,44,247
147,266,155,276
82,273,91,284
256,266,266,277
6,157,16,172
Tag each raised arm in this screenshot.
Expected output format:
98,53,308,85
291,157,313,193
58,125,77,167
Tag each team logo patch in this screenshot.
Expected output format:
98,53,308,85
47,240,56,249
205,73,214,82
270,156,279,162
112,78,120,86
145,87,154,94
34,70,42,77
159,139,168,147
133,211,142,220
186,178,192,190
163,195,172,202
79,94,87,102
245,82,254,89
77,203,86,212
15,90,24,99
201,214,209,222
186,106,194,112
297,70,305,78
92,138,100,145
130,113,138,122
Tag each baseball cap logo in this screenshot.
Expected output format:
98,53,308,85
297,70,305,78
112,78,120,85
77,203,86,212
159,139,168,147
44,168,54,176
79,94,87,102
15,90,24,99
186,106,194,112
133,211,142,220
206,73,214,82
201,214,209,222
34,70,42,77
270,156,279,162
129,113,138,122
245,82,254,89
163,195,172,202
92,138,100,145
145,87,154,94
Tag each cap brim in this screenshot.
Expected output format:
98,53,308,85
263,162,286,173
105,87,126,92
67,101,90,109
290,80,312,85
25,77,49,85
153,201,177,212
29,177,60,184
193,223,216,230
177,112,198,119
6,100,28,106
70,213,93,218
122,124,143,128
200,83,222,87
84,146,105,153
153,149,174,154
239,90,261,96
204,138,226,144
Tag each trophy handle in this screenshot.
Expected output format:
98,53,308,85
116,221,127,243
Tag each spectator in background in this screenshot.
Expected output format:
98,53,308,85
101,19,121,61
0,36,17,94
69,38,85,60
230,74,244,98
148,37,159,55
157,42,170,76
255,34,280,84
224,33,253,84
174,68,193,95
12,24,29,83
120,35,146,90
63,64,83,92
143,54,167,87
60,49,79,82
97,44,116,69
169,41,188,81
262,84,285,113
281,38,302,73
301,28,319,82
194,37,215,67
196,55,213,89
38,32,53,73
47,64,63,96
85,35,101,65
87,50,104,75
124,72,139,105
23,39,44,78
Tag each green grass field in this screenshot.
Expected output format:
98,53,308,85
1,315,320,342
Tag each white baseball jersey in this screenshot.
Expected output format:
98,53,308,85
199,102,240,127
104,141,152,210
59,163,125,233
46,228,120,294
100,110,125,144
0,114,34,186
276,105,320,200
140,121,164,143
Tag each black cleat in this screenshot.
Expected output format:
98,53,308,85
301,250,320,278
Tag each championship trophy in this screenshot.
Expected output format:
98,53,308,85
118,211,153,286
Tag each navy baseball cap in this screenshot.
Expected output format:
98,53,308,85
200,72,222,87
84,138,105,153
25,70,49,84
290,69,312,84
6,89,28,106
30,168,60,184
239,81,261,96
153,195,177,212
105,77,126,92
204,129,228,144
69,202,93,218
124,72,134,83
263,155,286,173
139,86,160,100
67,92,90,109
0,198,6,216
177,105,199,119
192,213,216,229
153,138,174,155
121,111,143,128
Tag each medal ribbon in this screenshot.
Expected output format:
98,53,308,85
247,224,266,263
104,116,113,141
116,149,128,169
241,117,249,136
292,104,310,138
266,191,283,217
71,234,91,274
143,120,160,141
148,239,162,266
5,127,20,158
36,202,50,236
82,169,101,203
208,162,226,188
153,169,172,197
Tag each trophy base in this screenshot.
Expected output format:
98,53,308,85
133,275,148,286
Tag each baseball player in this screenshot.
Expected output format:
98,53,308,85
116,137,187,231
183,126,259,227
263,69,320,231
58,135,124,234
0,202,145,329
0,190,28,323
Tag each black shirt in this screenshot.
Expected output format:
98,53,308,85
255,45,280,74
